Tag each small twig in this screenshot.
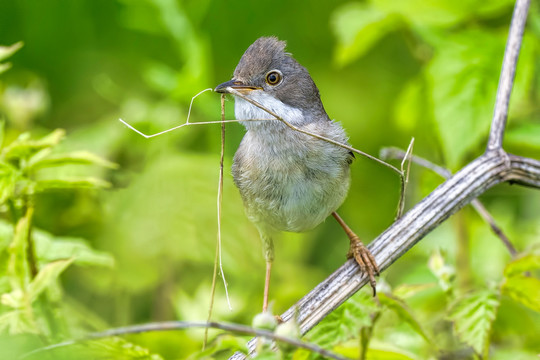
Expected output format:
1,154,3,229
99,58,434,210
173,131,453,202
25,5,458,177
204,95,231,348
119,117,278,137
21,321,351,360
395,138,414,219
472,202,517,257
380,147,517,256
119,88,278,138
218,95,231,309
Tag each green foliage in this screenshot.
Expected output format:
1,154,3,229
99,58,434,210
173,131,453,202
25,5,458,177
502,248,540,312
333,0,538,168
447,289,500,357
305,244,540,359
0,127,114,202
191,334,247,360
307,290,378,349
377,293,431,344
506,122,540,151
0,42,22,74
331,3,402,67
426,30,503,167
0,77,119,354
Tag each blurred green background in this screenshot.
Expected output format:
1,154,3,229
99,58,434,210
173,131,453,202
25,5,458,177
1,0,540,358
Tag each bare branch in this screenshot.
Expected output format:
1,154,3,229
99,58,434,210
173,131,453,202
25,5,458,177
22,321,350,360
488,0,531,150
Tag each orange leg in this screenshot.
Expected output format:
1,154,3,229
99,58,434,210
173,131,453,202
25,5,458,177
332,212,380,295
263,260,272,312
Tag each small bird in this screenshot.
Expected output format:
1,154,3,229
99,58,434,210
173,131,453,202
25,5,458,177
215,37,379,311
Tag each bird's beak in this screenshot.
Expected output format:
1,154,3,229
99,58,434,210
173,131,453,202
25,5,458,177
214,79,262,94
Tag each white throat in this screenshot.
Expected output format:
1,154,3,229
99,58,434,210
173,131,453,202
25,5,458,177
234,91,304,130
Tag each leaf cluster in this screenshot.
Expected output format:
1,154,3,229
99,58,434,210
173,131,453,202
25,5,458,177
302,245,540,359
0,72,119,355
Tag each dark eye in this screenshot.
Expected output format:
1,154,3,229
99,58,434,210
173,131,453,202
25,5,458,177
265,70,283,86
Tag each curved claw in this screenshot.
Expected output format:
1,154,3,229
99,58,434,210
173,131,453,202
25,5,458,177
347,236,380,296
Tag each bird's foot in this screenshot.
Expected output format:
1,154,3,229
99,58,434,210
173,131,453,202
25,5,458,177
347,236,380,296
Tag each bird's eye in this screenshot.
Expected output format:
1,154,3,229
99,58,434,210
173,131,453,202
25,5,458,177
265,70,283,86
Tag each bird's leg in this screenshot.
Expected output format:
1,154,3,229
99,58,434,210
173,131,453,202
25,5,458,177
332,211,380,295
263,261,272,312
261,234,275,312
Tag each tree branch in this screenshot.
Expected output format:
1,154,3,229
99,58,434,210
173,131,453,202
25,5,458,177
488,0,531,150
22,321,349,360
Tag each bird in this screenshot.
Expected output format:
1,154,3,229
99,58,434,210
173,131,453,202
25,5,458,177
215,37,379,312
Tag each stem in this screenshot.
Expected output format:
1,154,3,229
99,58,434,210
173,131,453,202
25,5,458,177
487,0,531,150
24,203,38,279
23,321,351,360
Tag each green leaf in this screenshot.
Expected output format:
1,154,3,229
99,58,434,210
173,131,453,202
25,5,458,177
35,177,111,191
27,258,74,302
378,293,431,343
392,283,436,299
307,290,378,347
508,33,539,121
506,122,540,151
371,0,468,27
0,162,19,204
0,42,23,62
0,309,37,334
428,249,455,292
426,30,504,168
28,151,119,171
35,234,114,268
1,288,24,308
0,218,114,270
504,252,540,277
502,275,540,313
7,209,32,291
189,334,247,359
0,63,11,74
2,129,66,161
334,340,419,360
372,0,514,27
447,289,500,356
393,76,429,132
291,348,311,360
331,2,401,66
